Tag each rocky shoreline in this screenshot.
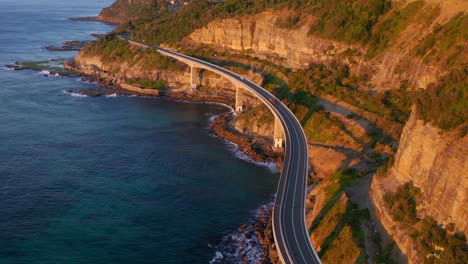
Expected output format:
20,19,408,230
75,72,283,264
5,56,282,263
44,40,90,51
62,58,282,166
210,203,280,264
210,112,281,164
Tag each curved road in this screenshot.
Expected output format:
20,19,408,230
121,36,321,264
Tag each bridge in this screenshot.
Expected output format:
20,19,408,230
120,35,321,264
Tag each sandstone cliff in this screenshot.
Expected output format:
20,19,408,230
189,12,365,76
188,0,467,91
370,110,468,263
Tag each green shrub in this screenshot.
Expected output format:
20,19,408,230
367,1,426,57
384,182,420,225
121,0,391,45
81,34,180,71
309,0,391,44
288,63,412,124
413,13,468,67
81,33,133,64
384,182,468,263
414,66,468,133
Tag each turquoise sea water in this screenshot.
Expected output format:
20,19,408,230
0,1,278,263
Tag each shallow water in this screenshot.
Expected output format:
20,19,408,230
0,1,278,263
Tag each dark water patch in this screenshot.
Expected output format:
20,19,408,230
0,1,278,263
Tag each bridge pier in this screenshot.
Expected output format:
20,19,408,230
190,66,198,90
235,87,243,112
274,117,284,149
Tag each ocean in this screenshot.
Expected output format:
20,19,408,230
0,1,278,263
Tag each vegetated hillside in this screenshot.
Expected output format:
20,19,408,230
98,0,165,24
78,0,467,263
125,0,392,46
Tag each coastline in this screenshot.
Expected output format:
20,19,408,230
63,59,282,165
71,68,283,264
6,17,283,260
0,3,285,263
68,16,119,26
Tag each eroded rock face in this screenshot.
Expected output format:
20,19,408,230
189,12,358,70
392,111,468,234
370,111,468,263
188,3,465,91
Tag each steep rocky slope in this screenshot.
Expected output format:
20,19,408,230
184,2,468,262
370,111,467,263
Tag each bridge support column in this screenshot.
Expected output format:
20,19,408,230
190,66,198,90
235,87,243,112
273,117,284,149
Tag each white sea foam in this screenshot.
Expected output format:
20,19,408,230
63,90,88,97
209,251,224,264
210,203,274,264
0,66,13,71
228,141,279,172
105,93,118,97
206,109,279,173
40,70,51,75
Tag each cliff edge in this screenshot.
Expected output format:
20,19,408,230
370,110,467,263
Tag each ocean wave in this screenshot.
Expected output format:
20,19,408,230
206,110,278,173
208,131,278,172
105,93,117,97
63,90,88,97
0,66,13,71
39,70,60,77
227,141,279,173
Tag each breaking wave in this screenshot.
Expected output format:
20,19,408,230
63,90,88,97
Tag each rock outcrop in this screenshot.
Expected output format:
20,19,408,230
189,12,362,72
370,110,468,262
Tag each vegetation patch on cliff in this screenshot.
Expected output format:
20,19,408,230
308,0,391,44
121,0,392,46
415,66,467,134
414,12,467,67
99,0,163,23
366,0,430,57
81,34,181,71
309,189,369,263
384,182,468,263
